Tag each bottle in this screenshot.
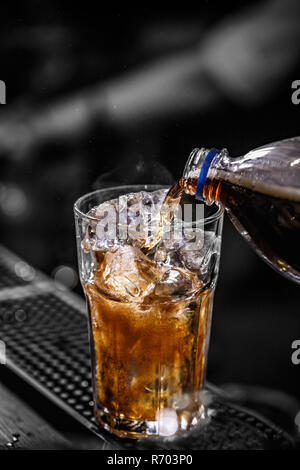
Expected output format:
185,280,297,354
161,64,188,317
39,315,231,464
179,137,300,283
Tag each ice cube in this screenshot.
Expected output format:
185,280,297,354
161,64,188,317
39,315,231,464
154,267,200,298
154,226,220,285
81,201,119,252
126,189,168,249
82,189,168,253
154,245,183,268
153,219,187,266
153,222,199,268
180,230,220,275
94,245,159,301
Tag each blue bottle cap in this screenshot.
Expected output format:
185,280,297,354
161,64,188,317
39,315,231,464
196,148,220,201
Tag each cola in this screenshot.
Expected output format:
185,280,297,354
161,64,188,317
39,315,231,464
180,138,300,283
84,264,214,432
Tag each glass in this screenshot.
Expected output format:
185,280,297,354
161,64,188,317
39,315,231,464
74,184,224,438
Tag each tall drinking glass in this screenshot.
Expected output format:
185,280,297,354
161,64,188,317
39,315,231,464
74,185,223,438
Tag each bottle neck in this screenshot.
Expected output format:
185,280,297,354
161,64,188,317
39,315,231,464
183,147,229,204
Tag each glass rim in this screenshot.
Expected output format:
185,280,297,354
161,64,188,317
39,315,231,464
74,184,224,225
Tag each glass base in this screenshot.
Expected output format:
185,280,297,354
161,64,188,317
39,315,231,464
95,403,206,439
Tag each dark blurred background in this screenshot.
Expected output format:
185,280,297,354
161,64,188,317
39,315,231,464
0,0,300,406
